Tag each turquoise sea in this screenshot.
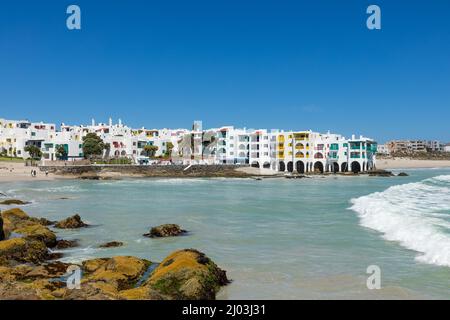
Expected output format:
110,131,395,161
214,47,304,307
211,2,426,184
1,168,449,299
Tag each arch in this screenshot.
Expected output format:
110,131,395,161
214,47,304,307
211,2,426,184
296,161,305,173
271,162,277,170
314,152,324,159
351,161,361,173
341,162,348,172
314,161,324,173
114,150,120,157
263,162,270,169
287,161,294,172
218,148,226,154
332,162,339,173
295,143,304,149
278,161,285,172
238,144,247,150
238,152,246,158
295,151,305,158
251,161,260,168
121,150,126,156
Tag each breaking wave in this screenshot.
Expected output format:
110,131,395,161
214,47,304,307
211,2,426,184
350,175,450,268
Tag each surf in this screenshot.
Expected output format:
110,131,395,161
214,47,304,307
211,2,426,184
350,175,450,268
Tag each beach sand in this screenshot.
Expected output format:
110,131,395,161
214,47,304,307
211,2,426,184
376,158,450,170
0,161,58,182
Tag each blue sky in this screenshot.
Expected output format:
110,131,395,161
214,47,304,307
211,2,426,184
0,0,449,142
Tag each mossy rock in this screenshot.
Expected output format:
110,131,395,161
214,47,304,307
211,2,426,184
14,224,57,247
0,238,49,265
54,214,88,229
83,256,151,291
147,249,229,300
0,199,30,205
143,224,187,238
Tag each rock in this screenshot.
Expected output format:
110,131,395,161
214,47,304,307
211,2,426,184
99,241,123,248
0,199,30,205
397,172,409,176
0,216,5,241
0,238,49,265
13,223,57,247
145,249,229,300
143,224,187,238
368,169,394,177
55,239,79,249
54,214,88,229
1,208,57,247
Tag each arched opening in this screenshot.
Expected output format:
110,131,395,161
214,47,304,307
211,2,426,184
295,151,304,158
314,162,324,173
263,162,270,169
238,152,246,158
121,150,126,156
351,161,361,173
114,150,120,157
295,143,304,149
296,161,305,173
271,162,277,170
287,161,294,172
279,161,285,172
251,161,260,168
332,162,339,173
341,162,348,172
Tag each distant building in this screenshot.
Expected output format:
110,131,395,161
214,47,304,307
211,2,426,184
444,144,450,153
376,144,390,155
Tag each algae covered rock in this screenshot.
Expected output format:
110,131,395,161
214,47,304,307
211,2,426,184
143,224,187,238
146,249,229,300
55,214,88,229
1,208,57,247
99,241,123,248
0,199,30,205
0,238,49,265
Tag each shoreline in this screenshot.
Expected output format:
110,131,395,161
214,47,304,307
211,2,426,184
1,159,450,183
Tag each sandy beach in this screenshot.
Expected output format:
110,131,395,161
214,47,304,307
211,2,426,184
0,161,58,182
376,158,450,170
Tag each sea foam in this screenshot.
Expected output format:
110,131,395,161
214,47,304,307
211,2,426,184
350,175,450,268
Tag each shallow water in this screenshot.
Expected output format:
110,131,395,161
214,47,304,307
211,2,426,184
1,168,449,299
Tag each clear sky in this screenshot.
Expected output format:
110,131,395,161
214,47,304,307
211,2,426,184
0,0,449,142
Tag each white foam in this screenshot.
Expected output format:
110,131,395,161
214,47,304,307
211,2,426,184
350,175,450,268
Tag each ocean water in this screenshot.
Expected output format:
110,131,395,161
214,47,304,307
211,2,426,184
1,168,449,299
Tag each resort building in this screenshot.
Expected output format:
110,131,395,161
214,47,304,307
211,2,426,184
0,117,378,173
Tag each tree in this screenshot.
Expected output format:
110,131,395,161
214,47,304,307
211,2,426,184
82,133,105,160
165,142,174,158
24,145,42,160
143,145,158,158
55,145,68,160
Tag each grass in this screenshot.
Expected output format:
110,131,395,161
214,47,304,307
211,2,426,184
0,156,24,163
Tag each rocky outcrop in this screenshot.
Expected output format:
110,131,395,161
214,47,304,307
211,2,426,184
99,241,123,248
0,209,228,300
0,199,30,205
1,208,57,247
143,224,187,238
368,169,395,177
122,249,229,300
55,214,88,229
55,239,79,249
397,172,409,176
0,238,49,265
